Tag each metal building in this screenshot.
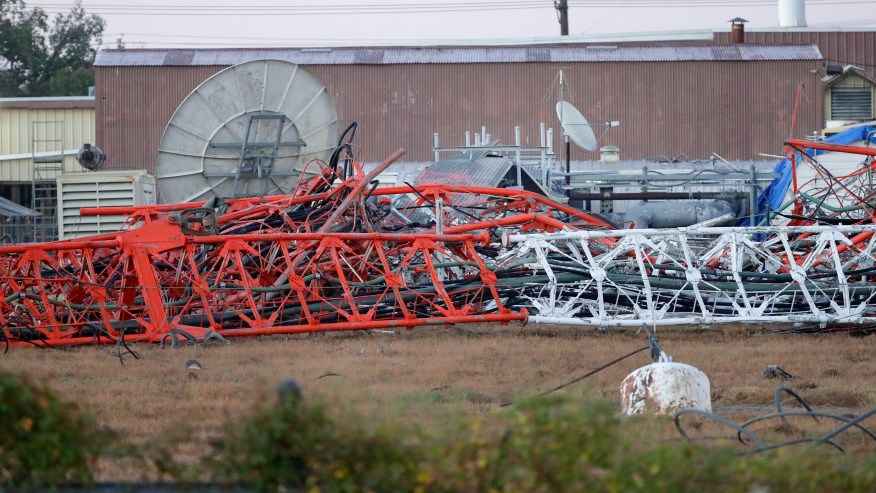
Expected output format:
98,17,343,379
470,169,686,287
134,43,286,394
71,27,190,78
713,30,876,79
94,44,824,173
0,96,95,241
0,96,95,184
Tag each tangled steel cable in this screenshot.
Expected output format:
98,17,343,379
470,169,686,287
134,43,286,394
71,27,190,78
675,385,876,454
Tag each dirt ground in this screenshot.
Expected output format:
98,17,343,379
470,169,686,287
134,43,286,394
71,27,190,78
2,324,875,478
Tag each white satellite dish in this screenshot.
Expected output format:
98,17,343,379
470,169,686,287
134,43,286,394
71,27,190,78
555,100,598,151
157,59,338,203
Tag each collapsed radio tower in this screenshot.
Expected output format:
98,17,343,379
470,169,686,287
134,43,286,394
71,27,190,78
2,60,876,349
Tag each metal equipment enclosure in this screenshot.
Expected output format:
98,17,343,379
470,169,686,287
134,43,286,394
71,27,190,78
56,170,155,239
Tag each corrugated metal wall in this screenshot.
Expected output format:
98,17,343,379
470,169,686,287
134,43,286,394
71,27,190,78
95,59,822,173
714,31,876,77
0,107,95,182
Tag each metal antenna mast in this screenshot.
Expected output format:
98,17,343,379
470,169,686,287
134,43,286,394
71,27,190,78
559,70,572,199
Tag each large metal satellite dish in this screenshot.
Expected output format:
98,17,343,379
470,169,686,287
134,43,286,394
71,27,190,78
157,59,338,203
555,100,598,151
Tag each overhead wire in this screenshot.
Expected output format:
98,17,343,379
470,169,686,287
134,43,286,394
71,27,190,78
27,0,876,16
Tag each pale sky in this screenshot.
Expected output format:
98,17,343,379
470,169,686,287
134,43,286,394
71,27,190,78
27,1,876,49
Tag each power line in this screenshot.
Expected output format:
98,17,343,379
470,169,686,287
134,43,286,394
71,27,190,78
25,0,876,17
30,0,876,5
29,1,555,15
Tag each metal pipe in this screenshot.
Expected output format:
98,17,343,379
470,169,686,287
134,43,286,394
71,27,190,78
569,191,748,200
565,137,571,199
546,128,554,154
515,126,522,186
786,138,876,157
749,162,758,224
191,231,488,244
529,314,876,327
432,132,440,162
688,213,737,228
508,223,876,243
318,148,405,232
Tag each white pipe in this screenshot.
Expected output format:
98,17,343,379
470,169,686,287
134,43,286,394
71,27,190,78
509,224,876,243
529,315,874,327
0,149,78,162
687,213,736,228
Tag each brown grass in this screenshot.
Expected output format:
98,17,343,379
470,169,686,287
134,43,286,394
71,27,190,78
2,325,875,479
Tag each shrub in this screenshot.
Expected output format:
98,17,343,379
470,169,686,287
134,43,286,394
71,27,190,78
422,397,623,492
206,393,876,493
206,395,423,492
0,371,111,487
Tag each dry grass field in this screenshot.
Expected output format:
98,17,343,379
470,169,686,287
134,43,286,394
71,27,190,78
2,324,875,480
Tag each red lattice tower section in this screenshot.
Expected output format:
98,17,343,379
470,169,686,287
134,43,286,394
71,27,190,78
0,150,611,347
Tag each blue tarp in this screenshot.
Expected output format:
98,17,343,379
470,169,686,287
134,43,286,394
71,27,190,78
746,123,876,226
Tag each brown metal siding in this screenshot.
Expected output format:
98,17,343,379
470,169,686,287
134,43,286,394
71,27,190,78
95,60,821,172
95,66,223,170
715,31,876,76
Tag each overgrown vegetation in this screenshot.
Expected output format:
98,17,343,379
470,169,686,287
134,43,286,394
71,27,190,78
0,371,112,487
204,394,876,493
4,368,876,491
206,393,424,491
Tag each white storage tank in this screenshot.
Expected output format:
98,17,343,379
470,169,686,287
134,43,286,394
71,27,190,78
778,0,807,28
56,170,155,239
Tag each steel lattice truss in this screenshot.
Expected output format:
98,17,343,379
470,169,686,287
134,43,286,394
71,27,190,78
4,140,876,348
783,139,876,225
0,152,613,347
506,225,876,328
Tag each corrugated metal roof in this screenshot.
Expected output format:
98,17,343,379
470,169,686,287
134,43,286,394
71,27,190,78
0,96,95,110
387,156,547,223
0,197,39,218
417,157,516,188
95,44,822,67
0,96,94,103
416,156,551,198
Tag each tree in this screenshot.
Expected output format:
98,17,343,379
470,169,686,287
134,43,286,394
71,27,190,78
0,0,104,97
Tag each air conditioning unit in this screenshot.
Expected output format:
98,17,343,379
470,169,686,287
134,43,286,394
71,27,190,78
56,170,155,239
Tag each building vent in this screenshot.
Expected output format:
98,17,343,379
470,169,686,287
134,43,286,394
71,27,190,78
600,145,620,162
729,17,747,43
830,87,873,120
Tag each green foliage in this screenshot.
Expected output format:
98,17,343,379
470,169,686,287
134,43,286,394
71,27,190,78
0,0,104,97
206,395,423,492
425,397,622,492
204,394,876,493
1,372,875,491
0,371,112,487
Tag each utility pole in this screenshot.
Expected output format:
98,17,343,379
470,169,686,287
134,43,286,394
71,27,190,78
555,0,569,35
